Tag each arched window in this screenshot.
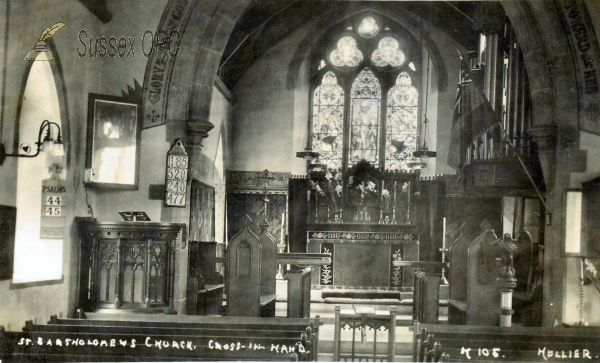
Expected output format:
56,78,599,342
312,72,344,170
311,15,420,173
13,52,66,283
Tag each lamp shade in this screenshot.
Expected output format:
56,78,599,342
296,149,320,161
419,154,429,168
42,138,54,153
407,157,423,170
52,140,65,157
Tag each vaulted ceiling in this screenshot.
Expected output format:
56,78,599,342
219,1,503,90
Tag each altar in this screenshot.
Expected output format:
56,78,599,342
286,160,421,291
307,224,419,290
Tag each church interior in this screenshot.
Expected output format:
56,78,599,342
1,0,600,361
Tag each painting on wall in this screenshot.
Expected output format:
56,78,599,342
227,193,286,244
189,180,215,242
86,93,142,189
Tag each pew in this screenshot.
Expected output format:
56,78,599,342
413,270,442,324
0,314,320,362
447,229,498,325
186,241,224,315
227,215,277,317
287,267,312,319
413,322,600,362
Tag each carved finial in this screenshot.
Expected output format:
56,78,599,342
496,233,518,279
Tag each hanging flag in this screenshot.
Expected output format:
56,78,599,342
447,55,468,169
447,52,501,170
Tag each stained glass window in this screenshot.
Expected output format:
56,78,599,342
349,68,381,165
357,17,379,38
386,72,418,171
312,72,344,170
330,36,363,68
371,37,405,67
311,16,420,173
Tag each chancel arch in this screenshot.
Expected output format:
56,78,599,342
4,2,600,357
145,0,586,327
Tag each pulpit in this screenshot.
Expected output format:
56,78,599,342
77,219,186,313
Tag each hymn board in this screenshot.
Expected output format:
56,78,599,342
165,139,188,207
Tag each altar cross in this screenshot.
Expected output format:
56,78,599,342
260,169,275,224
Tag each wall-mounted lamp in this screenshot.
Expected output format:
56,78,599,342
0,120,64,166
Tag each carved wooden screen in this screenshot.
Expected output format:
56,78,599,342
121,240,146,304
226,193,286,243
98,239,119,305
97,236,173,308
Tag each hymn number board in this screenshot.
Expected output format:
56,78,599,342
165,139,188,207
40,166,66,238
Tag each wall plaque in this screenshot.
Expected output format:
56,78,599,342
165,139,188,207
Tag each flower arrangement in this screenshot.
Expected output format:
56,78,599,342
309,169,343,213
381,187,392,213
324,170,343,211
351,178,378,204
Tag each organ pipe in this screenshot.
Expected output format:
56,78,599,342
511,42,520,153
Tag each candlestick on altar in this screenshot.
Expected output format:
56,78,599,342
406,181,411,224
280,213,285,244
315,191,319,222
442,217,447,249
276,213,287,280
439,247,449,285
